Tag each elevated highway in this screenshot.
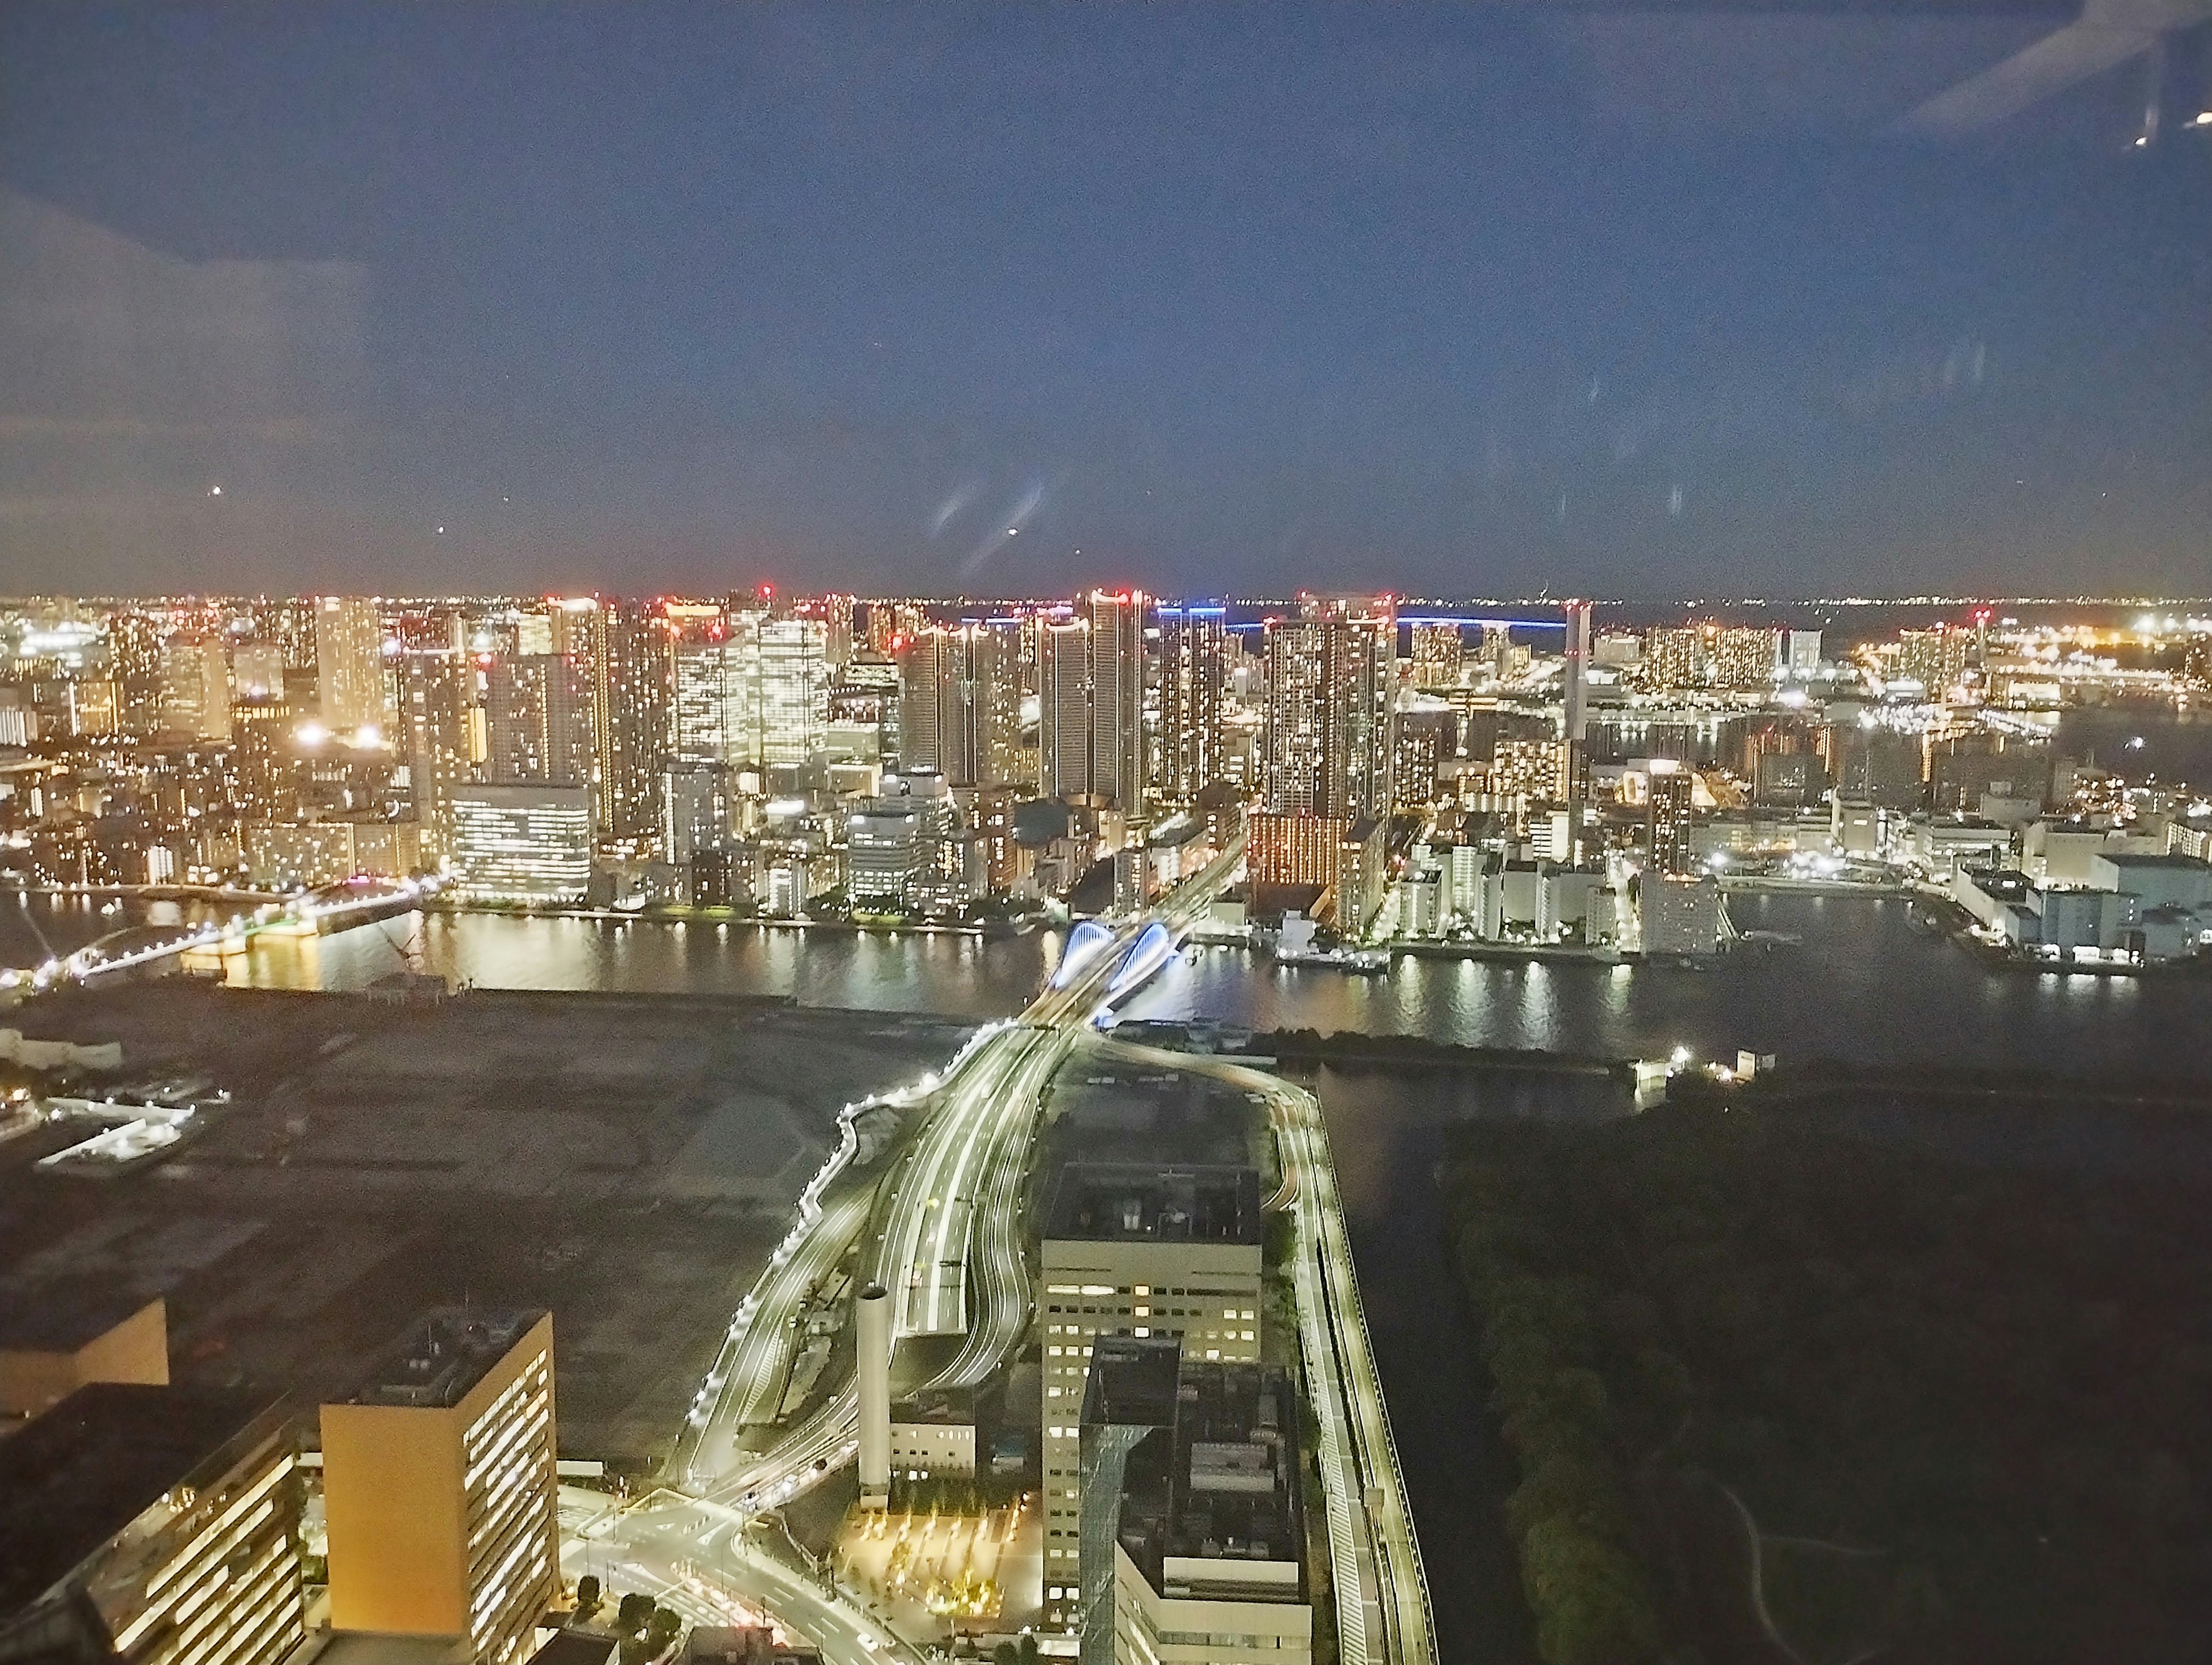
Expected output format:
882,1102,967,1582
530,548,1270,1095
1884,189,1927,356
1100,1038,1435,1665
601,830,1435,1665
676,835,1245,1513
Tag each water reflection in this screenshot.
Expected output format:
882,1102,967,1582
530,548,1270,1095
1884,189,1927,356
13,890,2212,1080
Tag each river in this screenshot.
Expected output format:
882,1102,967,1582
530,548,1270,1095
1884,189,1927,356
13,888,2210,1079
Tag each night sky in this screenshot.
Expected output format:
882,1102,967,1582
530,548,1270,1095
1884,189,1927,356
3,3,2208,600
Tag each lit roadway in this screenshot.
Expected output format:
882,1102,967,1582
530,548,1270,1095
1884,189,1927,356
564,1486,925,1665
1100,1038,1438,1665
587,840,1247,1664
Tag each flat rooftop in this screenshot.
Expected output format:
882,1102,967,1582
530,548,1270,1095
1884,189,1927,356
0,1289,156,1355
347,1307,544,1409
1045,1163,1262,1247
1105,1357,1307,1604
0,1382,286,1620
2095,853,2212,870
1081,1335,1183,1430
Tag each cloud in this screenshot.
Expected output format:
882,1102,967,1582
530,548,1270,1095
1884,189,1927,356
0,190,374,586
0,189,369,432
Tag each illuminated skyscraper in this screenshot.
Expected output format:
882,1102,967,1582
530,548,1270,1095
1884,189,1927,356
484,654,592,786
1895,627,1971,697
1642,626,1706,689
400,648,472,857
1646,758,1694,874
899,623,1018,788
156,637,232,742
1152,603,1226,807
555,600,671,855
758,617,830,777
1712,627,1783,689
671,617,738,766
1260,596,1395,821
315,596,388,734
1038,591,1145,812
1408,621,1464,690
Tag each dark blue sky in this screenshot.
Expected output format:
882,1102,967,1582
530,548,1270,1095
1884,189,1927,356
2,2,2207,598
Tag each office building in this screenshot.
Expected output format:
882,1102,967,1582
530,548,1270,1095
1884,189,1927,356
157,637,232,742
1646,758,1695,875
1407,621,1463,689
1153,604,1228,807
317,596,388,734
758,618,830,778
1785,629,1823,676
899,624,1018,788
1040,1164,1264,1632
0,1294,168,1423
448,784,594,902
321,1309,558,1665
230,642,287,703
1075,1343,1310,1665
847,796,926,912
1260,596,1395,822
484,654,593,787
671,623,739,767
0,1384,306,1665
1039,591,1146,813
847,771,969,916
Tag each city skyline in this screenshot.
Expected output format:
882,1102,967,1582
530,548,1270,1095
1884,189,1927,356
9,11,2212,1665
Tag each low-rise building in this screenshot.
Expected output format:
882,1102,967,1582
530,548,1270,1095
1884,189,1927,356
889,1390,977,1480
1904,816,2014,881
2088,852,2212,912
0,1293,169,1423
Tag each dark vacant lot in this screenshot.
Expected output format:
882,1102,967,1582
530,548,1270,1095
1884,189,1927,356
1,982,968,1469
